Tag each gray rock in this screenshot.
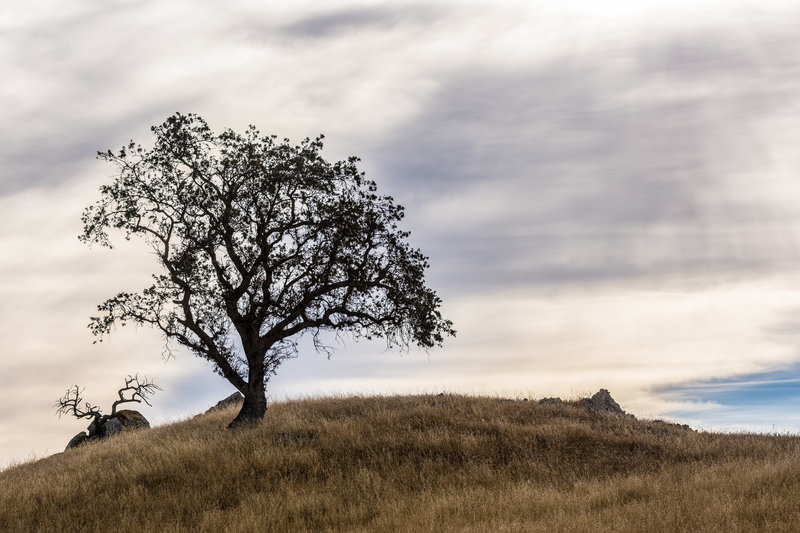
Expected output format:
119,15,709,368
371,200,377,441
205,392,244,414
583,389,626,416
103,417,123,437
538,397,563,407
101,410,150,437
65,432,89,451
112,410,150,431
65,410,150,450
87,417,102,437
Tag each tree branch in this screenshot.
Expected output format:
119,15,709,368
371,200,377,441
109,374,162,416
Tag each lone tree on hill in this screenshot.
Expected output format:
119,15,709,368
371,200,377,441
82,113,455,427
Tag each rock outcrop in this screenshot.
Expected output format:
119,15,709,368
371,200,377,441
65,432,89,451
533,389,628,417
104,410,150,436
103,418,123,437
204,392,244,414
538,397,564,407
64,410,150,451
582,389,626,416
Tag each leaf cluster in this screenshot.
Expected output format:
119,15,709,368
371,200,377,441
82,113,454,387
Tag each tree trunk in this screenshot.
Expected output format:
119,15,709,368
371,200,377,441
228,378,267,428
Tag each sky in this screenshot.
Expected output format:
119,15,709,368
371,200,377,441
2,0,800,467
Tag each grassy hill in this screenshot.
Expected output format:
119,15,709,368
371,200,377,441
1,394,799,532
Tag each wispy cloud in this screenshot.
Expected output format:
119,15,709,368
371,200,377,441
3,1,800,466
278,3,442,39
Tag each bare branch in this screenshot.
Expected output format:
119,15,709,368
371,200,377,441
55,385,102,421
109,374,162,415
56,375,162,421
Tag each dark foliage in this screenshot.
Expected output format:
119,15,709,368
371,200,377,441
81,113,454,425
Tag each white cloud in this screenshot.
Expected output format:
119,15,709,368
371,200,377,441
3,0,800,466
257,278,800,426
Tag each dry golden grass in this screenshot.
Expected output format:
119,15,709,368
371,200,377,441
1,394,799,532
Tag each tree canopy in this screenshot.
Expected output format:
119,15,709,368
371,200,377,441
82,113,454,425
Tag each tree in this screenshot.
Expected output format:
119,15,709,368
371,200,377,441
81,113,455,427
56,374,160,437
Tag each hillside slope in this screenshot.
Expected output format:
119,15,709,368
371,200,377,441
1,394,799,532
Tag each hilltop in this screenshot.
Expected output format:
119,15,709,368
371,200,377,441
1,394,799,532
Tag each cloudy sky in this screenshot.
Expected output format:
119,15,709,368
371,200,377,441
3,0,800,466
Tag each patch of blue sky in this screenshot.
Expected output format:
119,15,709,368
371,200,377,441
659,363,800,433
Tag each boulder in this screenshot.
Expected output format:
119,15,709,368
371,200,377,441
583,389,626,416
64,411,150,451
65,432,89,451
102,410,150,437
87,417,102,437
204,392,244,414
112,410,150,431
103,417,123,437
538,397,563,407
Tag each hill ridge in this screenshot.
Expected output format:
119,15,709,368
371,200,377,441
1,393,799,532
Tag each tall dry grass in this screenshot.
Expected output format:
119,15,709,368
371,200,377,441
1,394,798,532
